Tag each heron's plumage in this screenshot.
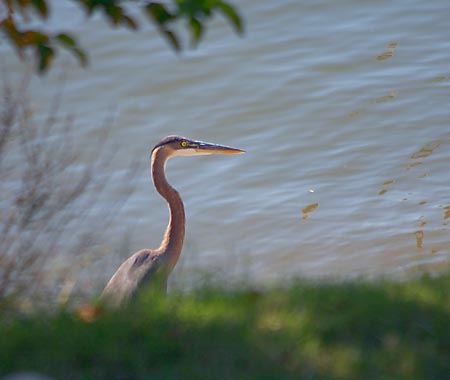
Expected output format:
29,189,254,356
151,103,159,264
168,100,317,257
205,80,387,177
101,136,244,307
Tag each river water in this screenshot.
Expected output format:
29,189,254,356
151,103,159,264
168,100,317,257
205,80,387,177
1,0,450,290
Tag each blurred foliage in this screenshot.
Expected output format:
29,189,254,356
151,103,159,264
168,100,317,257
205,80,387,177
0,273,449,379
0,78,138,303
0,0,243,74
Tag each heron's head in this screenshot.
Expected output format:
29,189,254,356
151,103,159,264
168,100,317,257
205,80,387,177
152,135,245,159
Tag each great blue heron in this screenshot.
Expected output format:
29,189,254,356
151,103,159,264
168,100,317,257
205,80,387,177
101,135,245,307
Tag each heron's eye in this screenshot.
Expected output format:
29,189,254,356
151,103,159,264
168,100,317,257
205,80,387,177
180,141,188,148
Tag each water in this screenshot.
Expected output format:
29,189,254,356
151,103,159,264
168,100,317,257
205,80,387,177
1,0,450,288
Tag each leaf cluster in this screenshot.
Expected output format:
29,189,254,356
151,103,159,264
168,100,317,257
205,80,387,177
0,0,243,74
146,0,243,51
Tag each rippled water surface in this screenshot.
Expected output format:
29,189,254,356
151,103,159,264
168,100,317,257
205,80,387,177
2,0,450,287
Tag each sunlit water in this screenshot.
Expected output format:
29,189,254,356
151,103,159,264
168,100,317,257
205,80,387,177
1,0,450,291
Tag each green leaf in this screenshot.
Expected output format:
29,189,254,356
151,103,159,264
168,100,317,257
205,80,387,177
71,47,88,67
216,1,243,35
189,17,203,47
145,2,174,25
105,5,123,25
145,2,180,51
56,33,77,48
162,29,181,52
21,30,49,46
37,42,55,73
120,14,139,30
31,0,49,19
55,33,88,66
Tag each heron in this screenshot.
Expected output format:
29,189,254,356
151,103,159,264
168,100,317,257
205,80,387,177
101,135,245,307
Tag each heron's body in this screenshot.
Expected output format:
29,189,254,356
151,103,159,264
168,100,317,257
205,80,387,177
101,136,244,307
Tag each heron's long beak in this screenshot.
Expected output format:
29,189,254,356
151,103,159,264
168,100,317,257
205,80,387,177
192,141,246,155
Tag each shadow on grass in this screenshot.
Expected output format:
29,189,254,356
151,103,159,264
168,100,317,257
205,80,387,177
0,274,449,380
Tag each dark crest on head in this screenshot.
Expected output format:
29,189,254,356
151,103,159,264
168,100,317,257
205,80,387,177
152,135,187,152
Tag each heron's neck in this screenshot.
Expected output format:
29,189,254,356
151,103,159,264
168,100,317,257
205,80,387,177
152,150,185,273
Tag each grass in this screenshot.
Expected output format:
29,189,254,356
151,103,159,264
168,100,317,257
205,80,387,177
0,273,449,380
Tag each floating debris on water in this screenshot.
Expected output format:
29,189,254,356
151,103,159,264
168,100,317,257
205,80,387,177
375,91,398,103
376,42,398,61
411,140,441,159
302,202,319,219
347,110,360,118
406,162,423,169
414,230,424,249
430,75,449,83
443,206,450,220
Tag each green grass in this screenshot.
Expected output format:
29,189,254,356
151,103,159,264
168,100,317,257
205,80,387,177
0,273,449,380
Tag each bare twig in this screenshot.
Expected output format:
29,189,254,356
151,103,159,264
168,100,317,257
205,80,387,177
0,77,139,307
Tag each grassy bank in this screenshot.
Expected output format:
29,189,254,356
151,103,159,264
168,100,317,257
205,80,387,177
0,273,449,380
